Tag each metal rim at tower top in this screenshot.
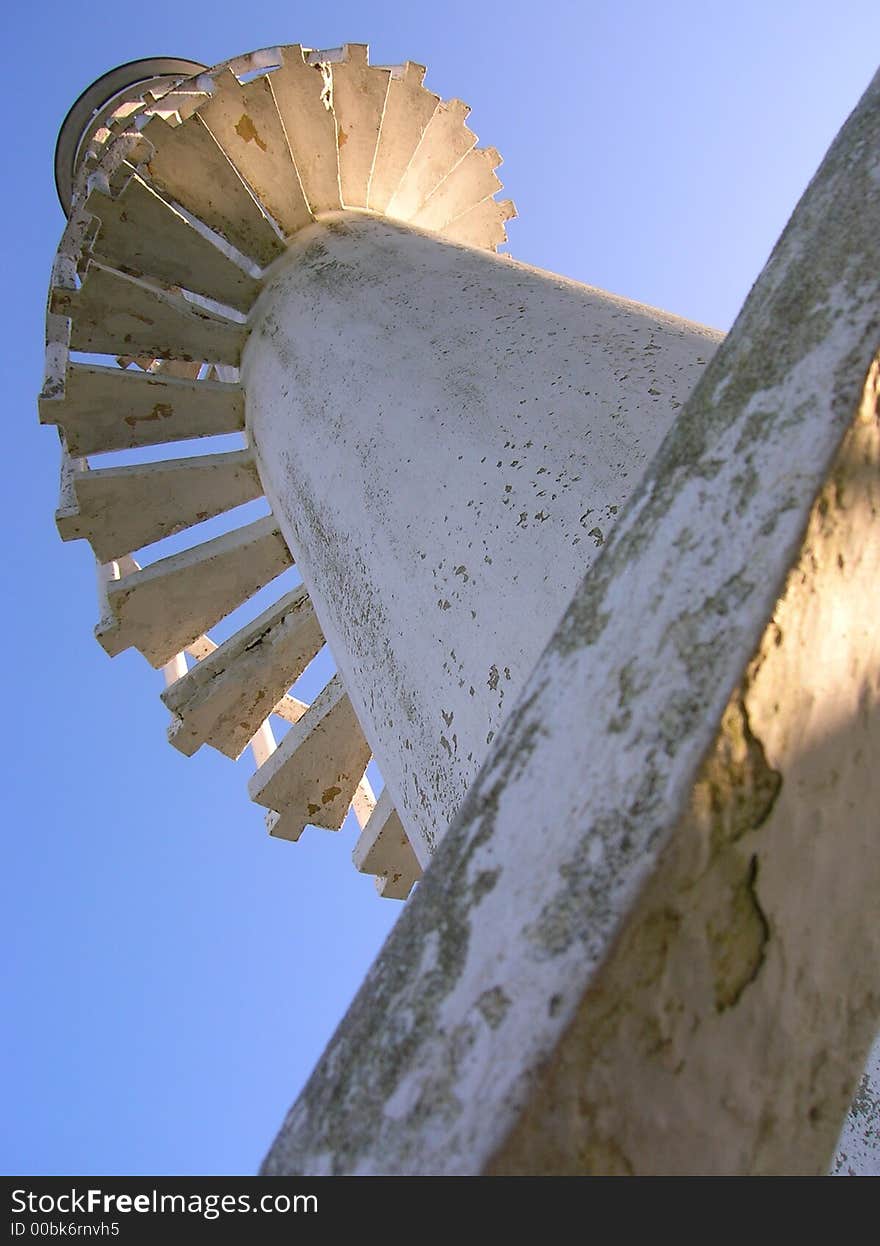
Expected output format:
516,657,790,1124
54,57,207,215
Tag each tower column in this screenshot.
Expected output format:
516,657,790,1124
244,213,720,862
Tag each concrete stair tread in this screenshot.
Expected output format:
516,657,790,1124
386,98,477,223
249,674,371,837
330,45,391,209
86,172,261,314
269,45,341,216
56,447,262,563
368,61,439,214
39,362,244,456
142,114,286,269
272,693,310,726
149,359,204,379
353,787,422,901
96,514,292,667
413,146,502,233
162,583,324,759
195,68,312,238
51,262,245,364
440,196,516,250
141,84,209,124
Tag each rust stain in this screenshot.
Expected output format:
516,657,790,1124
337,126,348,148
321,785,342,804
307,803,321,817
234,113,268,151
123,402,173,428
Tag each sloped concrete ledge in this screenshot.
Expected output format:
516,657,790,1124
261,65,880,1176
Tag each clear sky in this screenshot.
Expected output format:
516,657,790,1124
2,0,876,1176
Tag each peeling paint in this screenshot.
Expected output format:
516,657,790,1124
257,63,880,1173
234,113,268,151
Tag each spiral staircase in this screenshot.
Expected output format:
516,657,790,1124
41,43,516,900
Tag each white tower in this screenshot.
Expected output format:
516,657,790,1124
41,43,880,1174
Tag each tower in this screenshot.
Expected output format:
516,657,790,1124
41,42,880,1174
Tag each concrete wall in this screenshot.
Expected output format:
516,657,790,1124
245,214,720,864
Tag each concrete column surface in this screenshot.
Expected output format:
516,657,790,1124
244,213,721,863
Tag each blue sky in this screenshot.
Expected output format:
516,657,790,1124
2,0,876,1175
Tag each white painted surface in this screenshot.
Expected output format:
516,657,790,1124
96,514,291,667
249,673,372,837
331,45,390,208
39,362,244,457
245,212,721,864
260,64,880,1173
51,262,246,364
354,787,422,901
86,174,262,313
142,114,287,269
368,62,438,214
196,68,312,238
57,448,262,562
162,584,323,759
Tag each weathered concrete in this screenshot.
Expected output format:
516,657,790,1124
51,262,246,364
489,402,880,1174
331,45,391,208
260,65,880,1175
412,145,502,233
43,42,514,891
833,1036,880,1174
162,584,323,759
57,447,261,562
354,788,422,900
367,61,438,214
42,40,880,1168
442,196,517,251
86,174,262,313
249,674,371,838
96,514,291,667
39,362,244,456
195,68,312,238
142,114,287,269
244,213,721,865
270,46,342,215
386,99,476,222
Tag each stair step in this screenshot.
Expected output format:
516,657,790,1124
86,172,261,314
440,196,516,251
331,45,390,209
195,68,312,238
57,448,262,562
368,62,439,214
412,146,502,233
142,115,286,269
162,584,324,759
376,870,419,901
150,359,205,379
141,85,209,124
386,99,476,223
39,363,243,456
353,787,422,900
249,674,371,837
96,514,292,667
270,45,341,215
51,263,245,364
272,693,310,726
